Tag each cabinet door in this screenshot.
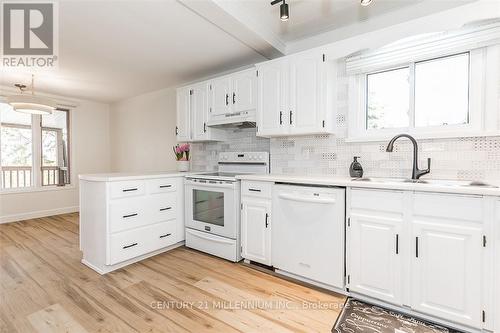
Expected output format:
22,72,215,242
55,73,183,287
241,198,271,266
288,52,324,135
176,87,191,142
210,76,232,116
496,200,500,333
191,83,208,141
256,60,288,137
349,212,403,306
411,220,482,328
232,69,256,113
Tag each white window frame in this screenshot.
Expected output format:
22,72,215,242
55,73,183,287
347,46,499,142
0,109,74,194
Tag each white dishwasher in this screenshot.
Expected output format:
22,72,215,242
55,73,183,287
272,184,345,291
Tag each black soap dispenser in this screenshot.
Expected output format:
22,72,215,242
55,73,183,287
349,156,363,178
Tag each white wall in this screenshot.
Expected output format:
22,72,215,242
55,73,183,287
110,87,177,172
0,100,111,223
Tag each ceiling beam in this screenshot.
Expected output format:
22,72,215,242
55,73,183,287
178,0,286,60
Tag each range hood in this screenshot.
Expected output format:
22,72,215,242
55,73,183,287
207,110,256,129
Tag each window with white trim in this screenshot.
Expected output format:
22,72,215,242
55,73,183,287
348,49,491,141
365,52,470,131
0,103,71,191
346,21,500,141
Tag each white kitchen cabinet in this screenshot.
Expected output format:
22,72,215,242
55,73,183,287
256,59,288,136
348,189,404,306
207,68,257,125
240,181,273,266
191,82,208,140
191,82,225,142
232,69,257,113
210,75,232,116
176,82,225,142
347,189,489,330
256,50,335,137
79,175,185,274
410,193,483,328
288,52,326,135
495,200,500,333
176,87,191,142
241,198,271,266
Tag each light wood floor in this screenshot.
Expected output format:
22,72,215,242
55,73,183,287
0,213,346,333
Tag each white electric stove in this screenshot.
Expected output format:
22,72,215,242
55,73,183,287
184,152,269,262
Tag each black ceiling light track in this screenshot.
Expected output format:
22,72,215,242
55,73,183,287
271,0,289,21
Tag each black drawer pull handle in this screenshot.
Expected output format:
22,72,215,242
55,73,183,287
159,233,172,239
123,243,138,249
416,237,419,258
123,213,138,218
248,188,261,192
123,188,138,192
159,185,172,189
160,207,172,212
396,234,399,254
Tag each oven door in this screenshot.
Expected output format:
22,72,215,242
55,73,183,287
185,179,239,239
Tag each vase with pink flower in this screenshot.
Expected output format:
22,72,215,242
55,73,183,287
173,143,190,172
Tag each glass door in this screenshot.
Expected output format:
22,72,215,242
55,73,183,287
193,189,225,227
185,180,238,239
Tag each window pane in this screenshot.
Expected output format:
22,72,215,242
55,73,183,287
415,53,469,127
41,110,70,186
0,103,33,189
366,67,410,129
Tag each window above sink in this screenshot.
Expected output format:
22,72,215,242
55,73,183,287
346,21,500,142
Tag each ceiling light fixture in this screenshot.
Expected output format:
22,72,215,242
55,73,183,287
271,0,289,21
6,75,56,115
360,0,373,6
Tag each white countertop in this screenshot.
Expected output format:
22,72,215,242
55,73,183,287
79,171,500,196
79,171,195,182
236,174,500,197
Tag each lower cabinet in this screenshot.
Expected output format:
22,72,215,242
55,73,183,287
80,176,185,274
240,181,272,266
349,212,403,306
411,219,482,327
496,200,500,333
241,198,271,265
348,189,489,330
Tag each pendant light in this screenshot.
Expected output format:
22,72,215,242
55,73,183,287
271,0,289,21
6,75,56,115
360,0,373,6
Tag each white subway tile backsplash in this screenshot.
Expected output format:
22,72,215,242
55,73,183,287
191,57,499,182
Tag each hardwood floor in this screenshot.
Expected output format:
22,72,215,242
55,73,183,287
0,213,346,333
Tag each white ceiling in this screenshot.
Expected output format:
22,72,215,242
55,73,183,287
0,0,267,103
223,0,427,42
0,0,478,103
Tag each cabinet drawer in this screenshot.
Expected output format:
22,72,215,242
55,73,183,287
108,221,177,265
109,180,146,199
109,198,147,233
242,181,272,199
147,178,177,194
149,192,177,223
351,189,404,213
413,192,483,222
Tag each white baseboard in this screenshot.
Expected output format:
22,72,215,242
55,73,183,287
0,206,79,224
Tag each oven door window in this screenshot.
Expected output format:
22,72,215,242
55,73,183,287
193,189,224,227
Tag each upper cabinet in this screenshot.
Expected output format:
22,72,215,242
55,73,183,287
207,68,257,126
176,68,257,142
256,50,336,137
176,87,191,142
175,82,225,142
